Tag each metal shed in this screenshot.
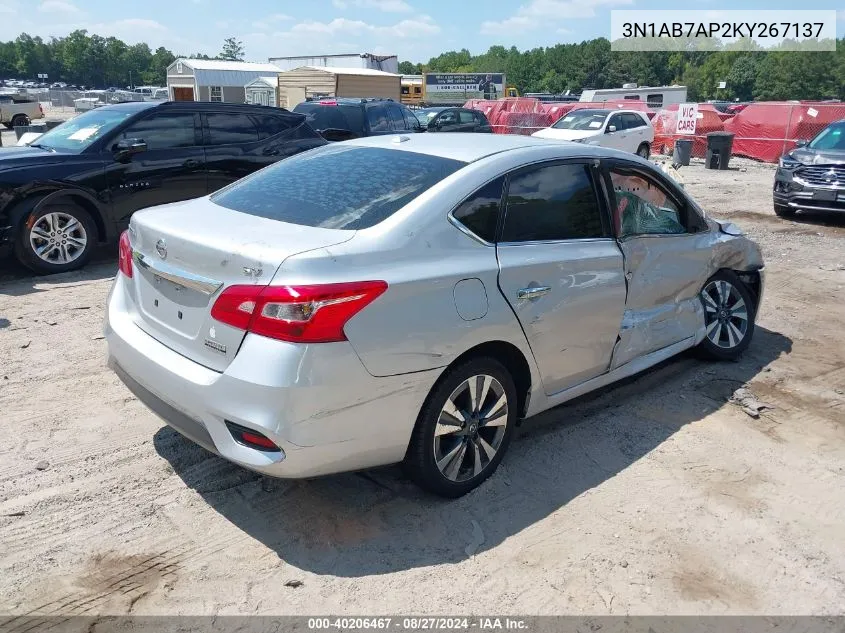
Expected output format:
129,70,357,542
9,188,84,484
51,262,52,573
276,66,401,109
245,76,279,107
166,59,282,103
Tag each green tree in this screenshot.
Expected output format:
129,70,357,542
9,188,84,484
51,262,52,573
219,37,245,61
398,61,417,74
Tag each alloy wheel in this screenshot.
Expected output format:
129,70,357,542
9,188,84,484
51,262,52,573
433,374,509,482
701,279,749,349
29,212,88,265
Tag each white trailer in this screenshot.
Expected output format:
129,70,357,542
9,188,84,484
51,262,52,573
579,85,687,109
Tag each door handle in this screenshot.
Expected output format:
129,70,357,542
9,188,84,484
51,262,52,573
183,159,200,168
517,286,551,300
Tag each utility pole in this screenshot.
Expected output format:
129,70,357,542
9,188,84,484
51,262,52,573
129,70,133,89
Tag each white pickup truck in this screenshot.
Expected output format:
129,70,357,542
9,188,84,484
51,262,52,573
0,96,45,128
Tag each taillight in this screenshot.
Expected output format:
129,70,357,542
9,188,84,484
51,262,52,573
225,421,280,452
118,230,133,278
211,281,387,343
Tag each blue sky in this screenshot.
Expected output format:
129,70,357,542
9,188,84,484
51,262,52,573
0,0,843,63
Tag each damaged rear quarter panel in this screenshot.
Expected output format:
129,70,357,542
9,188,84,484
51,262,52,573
612,222,763,369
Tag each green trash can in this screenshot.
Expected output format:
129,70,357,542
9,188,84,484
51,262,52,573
706,132,735,170
672,138,693,167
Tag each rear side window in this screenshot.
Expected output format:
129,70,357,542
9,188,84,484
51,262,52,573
119,112,197,149
452,177,504,243
502,163,605,242
459,110,475,124
252,114,293,139
207,113,259,145
211,145,466,230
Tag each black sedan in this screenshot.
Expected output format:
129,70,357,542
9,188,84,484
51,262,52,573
0,101,325,273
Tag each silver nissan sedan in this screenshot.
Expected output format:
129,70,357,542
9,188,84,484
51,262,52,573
105,134,764,497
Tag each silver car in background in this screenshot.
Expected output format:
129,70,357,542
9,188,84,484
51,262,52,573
105,134,764,497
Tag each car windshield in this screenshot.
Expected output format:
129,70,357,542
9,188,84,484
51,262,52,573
808,122,845,151
30,108,135,152
211,145,466,230
552,110,610,131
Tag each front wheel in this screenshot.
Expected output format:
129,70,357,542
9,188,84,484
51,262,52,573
404,357,517,497
15,202,97,274
696,270,756,361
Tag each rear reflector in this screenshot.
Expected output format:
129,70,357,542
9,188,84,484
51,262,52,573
118,230,133,278
225,421,280,452
210,281,387,343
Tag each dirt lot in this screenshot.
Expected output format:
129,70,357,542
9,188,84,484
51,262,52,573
1,157,844,617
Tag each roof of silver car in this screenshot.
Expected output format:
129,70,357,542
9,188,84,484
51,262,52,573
344,133,610,163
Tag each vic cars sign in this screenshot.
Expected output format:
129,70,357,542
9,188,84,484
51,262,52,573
424,73,505,105
676,103,698,135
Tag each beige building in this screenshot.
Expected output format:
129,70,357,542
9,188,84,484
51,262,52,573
276,66,401,109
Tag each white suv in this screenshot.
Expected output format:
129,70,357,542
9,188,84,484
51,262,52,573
532,108,654,158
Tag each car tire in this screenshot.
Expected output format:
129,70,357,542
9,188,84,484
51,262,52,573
404,357,517,498
695,270,756,361
636,142,651,159
11,114,30,128
15,201,97,275
774,203,795,218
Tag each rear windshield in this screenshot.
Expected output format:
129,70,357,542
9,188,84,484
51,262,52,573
294,103,366,136
210,145,466,230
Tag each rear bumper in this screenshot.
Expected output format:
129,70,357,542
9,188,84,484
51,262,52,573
104,274,438,479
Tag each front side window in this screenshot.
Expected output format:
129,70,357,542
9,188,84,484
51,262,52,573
367,105,391,132
119,112,197,150
403,107,421,131
623,113,645,129
452,177,504,243
206,112,259,145
607,114,624,131
211,145,465,230
608,168,686,237
210,86,223,102
387,106,407,131
502,163,605,242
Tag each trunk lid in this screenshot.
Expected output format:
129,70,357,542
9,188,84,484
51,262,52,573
126,197,354,371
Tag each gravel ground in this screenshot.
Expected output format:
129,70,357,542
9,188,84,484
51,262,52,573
0,156,844,617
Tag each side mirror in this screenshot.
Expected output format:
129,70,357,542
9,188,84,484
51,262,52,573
113,138,147,160
794,139,808,148
606,125,617,133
